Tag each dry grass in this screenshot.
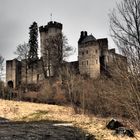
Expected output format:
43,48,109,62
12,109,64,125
0,99,139,140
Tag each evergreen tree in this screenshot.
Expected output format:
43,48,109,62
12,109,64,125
28,22,38,82
28,21,38,60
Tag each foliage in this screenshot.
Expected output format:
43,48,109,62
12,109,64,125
39,80,55,103
28,21,39,82
28,21,38,60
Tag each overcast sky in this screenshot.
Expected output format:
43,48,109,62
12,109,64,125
0,0,119,62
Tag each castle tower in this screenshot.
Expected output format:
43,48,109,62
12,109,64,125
39,21,63,77
78,31,100,78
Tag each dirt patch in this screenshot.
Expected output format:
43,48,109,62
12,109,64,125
0,120,86,140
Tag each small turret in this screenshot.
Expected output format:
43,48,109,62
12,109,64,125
78,31,88,44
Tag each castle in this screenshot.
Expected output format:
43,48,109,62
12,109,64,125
6,21,126,88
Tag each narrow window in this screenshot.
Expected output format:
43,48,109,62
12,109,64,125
87,60,88,65
96,49,98,53
86,50,88,54
96,59,98,64
82,52,84,55
37,74,39,82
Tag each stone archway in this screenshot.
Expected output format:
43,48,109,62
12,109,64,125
7,80,14,88
7,81,14,99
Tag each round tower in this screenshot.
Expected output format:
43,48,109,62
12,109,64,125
78,31,100,78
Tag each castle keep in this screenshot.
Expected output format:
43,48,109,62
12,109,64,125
6,21,126,88
78,31,126,78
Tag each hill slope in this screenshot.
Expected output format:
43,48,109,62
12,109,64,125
0,99,139,140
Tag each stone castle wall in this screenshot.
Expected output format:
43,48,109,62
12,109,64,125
6,21,127,88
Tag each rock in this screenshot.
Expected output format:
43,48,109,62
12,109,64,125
106,119,123,130
125,128,134,137
85,133,96,140
106,119,135,138
115,127,134,137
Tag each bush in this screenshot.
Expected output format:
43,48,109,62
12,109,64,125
38,80,55,103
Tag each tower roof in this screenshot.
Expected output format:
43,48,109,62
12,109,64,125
78,31,97,45
81,34,96,44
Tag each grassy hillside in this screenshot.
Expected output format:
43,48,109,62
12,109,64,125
0,99,139,140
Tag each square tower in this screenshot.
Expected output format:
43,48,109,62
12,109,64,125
39,21,63,77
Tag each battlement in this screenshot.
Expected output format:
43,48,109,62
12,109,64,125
97,38,108,50
97,38,108,45
39,21,63,32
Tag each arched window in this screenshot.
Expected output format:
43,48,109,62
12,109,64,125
7,80,13,88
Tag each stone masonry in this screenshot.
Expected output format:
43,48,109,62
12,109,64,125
6,21,127,88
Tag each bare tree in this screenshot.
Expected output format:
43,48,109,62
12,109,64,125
109,0,140,128
62,35,74,61
14,43,29,60
0,54,4,81
0,55,4,98
109,0,140,75
14,42,29,85
41,33,74,78
59,66,79,112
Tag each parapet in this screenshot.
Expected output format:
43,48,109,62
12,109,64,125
39,21,63,32
97,38,108,50
109,48,115,53
97,38,108,45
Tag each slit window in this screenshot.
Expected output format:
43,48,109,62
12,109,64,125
96,59,98,64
